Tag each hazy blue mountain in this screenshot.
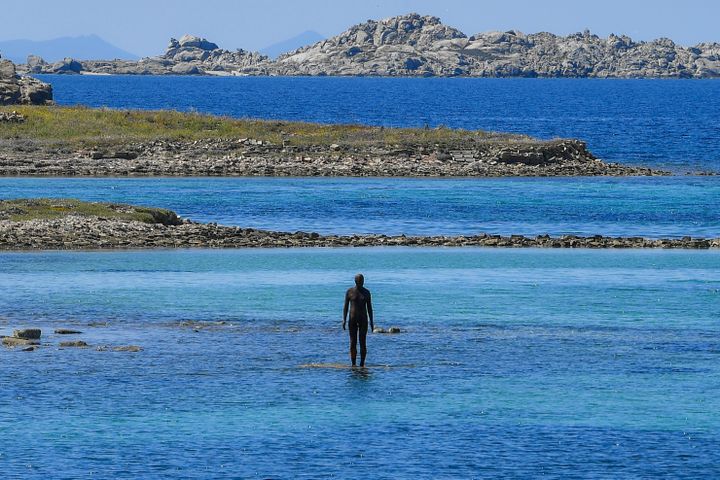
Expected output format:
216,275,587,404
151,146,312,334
0,35,138,63
260,30,324,59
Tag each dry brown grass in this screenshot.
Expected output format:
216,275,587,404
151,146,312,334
0,105,531,148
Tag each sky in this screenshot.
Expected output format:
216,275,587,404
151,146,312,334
2,0,719,57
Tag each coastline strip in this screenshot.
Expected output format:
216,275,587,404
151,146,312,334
0,106,666,177
2,199,716,251
1,217,718,251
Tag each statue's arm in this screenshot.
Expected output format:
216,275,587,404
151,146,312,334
342,291,349,330
367,292,374,331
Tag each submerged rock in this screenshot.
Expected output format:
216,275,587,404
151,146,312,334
113,345,143,352
55,328,83,335
373,326,402,334
13,328,41,340
59,340,89,348
2,336,40,347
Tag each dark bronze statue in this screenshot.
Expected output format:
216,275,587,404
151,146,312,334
343,273,374,367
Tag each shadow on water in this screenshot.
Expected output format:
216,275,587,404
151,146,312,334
348,366,372,381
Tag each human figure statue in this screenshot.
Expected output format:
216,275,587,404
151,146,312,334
343,273,374,367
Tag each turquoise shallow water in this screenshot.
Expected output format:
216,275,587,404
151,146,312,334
1,176,719,238
5,75,720,477
2,248,720,478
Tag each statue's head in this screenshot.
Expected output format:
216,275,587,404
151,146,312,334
354,273,364,287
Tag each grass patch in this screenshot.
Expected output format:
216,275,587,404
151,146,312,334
0,105,531,148
0,199,180,225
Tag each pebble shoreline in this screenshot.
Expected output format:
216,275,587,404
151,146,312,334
1,217,718,250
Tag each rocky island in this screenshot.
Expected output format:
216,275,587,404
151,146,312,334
18,13,720,78
1,199,717,251
0,106,664,177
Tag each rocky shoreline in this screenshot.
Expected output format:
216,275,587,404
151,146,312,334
0,137,665,177
1,215,718,251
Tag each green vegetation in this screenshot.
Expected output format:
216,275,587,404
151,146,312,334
0,105,529,148
0,199,180,225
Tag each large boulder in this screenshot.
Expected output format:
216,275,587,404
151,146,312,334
171,63,203,75
0,58,52,105
18,76,53,104
177,34,219,51
26,55,47,73
51,57,83,74
0,60,22,104
0,59,16,77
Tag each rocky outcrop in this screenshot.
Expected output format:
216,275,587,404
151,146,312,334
25,54,47,73
19,14,720,78
275,14,469,76
0,57,53,105
24,34,270,76
276,14,720,78
1,212,718,251
0,137,666,177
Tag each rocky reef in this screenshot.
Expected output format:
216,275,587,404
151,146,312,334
0,57,52,105
18,14,720,78
0,199,717,251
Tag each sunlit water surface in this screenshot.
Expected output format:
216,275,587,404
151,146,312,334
2,248,719,478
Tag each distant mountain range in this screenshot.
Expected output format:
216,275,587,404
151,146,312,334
13,13,720,78
260,31,324,59
0,35,138,63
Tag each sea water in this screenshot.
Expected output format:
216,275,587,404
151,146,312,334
1,176,719,238
1,248,719,478
3,76,719,478
39,75,720,172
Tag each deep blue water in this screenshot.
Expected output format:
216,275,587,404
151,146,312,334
2,248,720,478
39,75,720,171
1,176,719,238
